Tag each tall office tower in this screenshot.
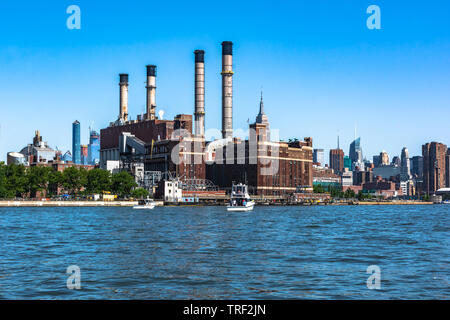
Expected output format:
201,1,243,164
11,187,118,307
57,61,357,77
88,129,100,165
422,142,447,195
329,149,344,174
349,137,363,166
72,120,81,164
373,155,381,167
313,149,324,166
401,147,410,178
411,156,424,178
379,150,389,166
80,145,88,165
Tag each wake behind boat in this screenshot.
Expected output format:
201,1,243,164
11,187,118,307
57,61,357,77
227,183,255,212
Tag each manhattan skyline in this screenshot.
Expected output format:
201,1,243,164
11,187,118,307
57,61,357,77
1,0,449,162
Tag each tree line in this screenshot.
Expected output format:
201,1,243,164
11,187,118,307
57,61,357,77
0,162,148,199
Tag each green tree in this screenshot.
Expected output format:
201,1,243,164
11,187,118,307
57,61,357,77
131,187,149,199
26,166,52,198
0,162,8,198
344,188,356,199
63,167,87,195
5,164,28,198
111,171,137,198
48,170,63,196
86,168,111,194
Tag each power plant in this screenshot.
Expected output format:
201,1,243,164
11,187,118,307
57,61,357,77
99,41,313,197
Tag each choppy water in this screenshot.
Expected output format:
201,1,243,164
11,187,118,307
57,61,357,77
0,205,449,299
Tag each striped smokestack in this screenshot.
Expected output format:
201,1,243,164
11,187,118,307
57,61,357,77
221,41,233,139
194,50,205,137
119,73,129,121
146,65,157,120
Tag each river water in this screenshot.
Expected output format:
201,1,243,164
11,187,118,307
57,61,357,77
0,205,448,299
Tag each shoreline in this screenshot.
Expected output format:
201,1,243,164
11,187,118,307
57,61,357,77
0,200,435,207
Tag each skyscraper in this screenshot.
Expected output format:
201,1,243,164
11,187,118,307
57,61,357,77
422,142,447,195
380,151,389,166
349,137,363,170
411,156,424,178
329,149,344,174
72,120,81,164
88,129,100,165
313,149,324,166
401,147,410,179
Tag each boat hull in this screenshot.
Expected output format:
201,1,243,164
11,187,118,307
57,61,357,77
226,202,254,212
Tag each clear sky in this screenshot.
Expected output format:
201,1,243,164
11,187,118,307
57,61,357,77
0,0,449,164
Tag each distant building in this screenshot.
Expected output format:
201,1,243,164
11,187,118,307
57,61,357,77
72,120,81,164
313,165,340,188
61,151,72,162
392,156,401,167
446,149,450,189
343,156,351,170
341,169,353,187
88,129,100,165
400,147,410,180
380,151,389,166
411,156,424,178
80,145,88,165
422,142,447,195
349,137,363,169
313,149,324,166
373,155,381,167
19,131,57,164
329,149,344,174
373,165,401,180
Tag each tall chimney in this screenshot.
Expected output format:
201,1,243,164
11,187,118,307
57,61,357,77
221,41,233,139
145,65,157,120
194,50,205,137
119,73,129,121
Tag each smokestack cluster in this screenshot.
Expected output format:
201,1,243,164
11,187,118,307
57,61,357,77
221,41,233,139
115,41,236,137
194,50,205,137
146,65,157,120
119,74,129,121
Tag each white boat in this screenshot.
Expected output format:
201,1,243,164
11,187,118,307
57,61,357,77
133,199,156,210
227,183,255,212
443,200,450,204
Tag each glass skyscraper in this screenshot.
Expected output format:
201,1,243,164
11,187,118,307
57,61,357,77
72,120,81,164
88,129,100,165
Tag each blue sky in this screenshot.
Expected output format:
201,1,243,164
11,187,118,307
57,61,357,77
0,0,449,164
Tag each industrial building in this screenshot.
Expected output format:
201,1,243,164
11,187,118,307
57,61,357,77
100,41,314,197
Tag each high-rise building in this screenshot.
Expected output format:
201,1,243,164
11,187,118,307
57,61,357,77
401,147,410,179
380,151,389,166
349,138,361,163
88,129,100,165
392,156,401,167
329,149,344,174
422,142,447,195
446,149,450,188
373,155,381,167
411,156,424,178
80,145,88,165
343,156,351,170
72,120,81,164
313,149,324,166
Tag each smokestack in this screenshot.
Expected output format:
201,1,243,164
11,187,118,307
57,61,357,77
145,65,157,120
194,50,205,137
221,41,233,139
119,73,129,121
